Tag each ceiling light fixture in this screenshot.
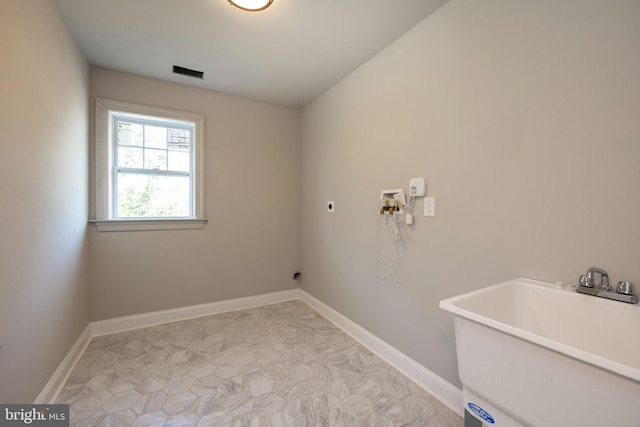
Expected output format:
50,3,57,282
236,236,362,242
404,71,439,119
228,0,273,12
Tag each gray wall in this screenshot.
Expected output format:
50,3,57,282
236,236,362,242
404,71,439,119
0,1,91,402
300,0,640,387
89,68,301,321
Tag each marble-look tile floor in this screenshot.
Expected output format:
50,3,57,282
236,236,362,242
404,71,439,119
57,301,462,426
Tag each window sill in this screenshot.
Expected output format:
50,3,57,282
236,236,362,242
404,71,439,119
89,218,208,232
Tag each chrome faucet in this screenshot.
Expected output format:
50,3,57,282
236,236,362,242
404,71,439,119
584,267,611,291
577,267,638,304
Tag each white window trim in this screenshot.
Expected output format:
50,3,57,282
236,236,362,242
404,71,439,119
93,98,206,231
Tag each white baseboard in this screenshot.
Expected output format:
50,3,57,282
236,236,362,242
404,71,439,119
34,323,92,404
42,287,462,416
298,290,463,417
92,289,300,336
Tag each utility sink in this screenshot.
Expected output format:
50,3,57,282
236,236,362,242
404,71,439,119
440,278,640,427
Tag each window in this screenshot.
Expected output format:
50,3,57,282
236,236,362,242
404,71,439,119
93,99,205,231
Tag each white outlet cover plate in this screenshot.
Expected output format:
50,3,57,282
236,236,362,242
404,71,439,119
424,197,435,216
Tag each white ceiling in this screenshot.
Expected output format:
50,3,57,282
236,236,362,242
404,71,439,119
52,0,449,108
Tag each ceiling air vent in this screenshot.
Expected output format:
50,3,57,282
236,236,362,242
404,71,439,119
173,65,204,79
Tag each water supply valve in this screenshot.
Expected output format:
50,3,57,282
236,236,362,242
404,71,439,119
379,198,403,215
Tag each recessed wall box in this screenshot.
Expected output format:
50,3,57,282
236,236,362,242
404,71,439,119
380,189,406,215
409,178,426,197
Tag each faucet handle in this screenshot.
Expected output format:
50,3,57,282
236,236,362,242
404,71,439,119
617,281,636,296
579,274,592,288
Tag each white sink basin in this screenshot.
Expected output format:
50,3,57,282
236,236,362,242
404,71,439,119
440,278,640,427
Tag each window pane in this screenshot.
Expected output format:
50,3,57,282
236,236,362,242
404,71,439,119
168,151,190,172
144,148,167,170
118,146,143,168
117,173,190,218
168,128,190,152
117,121,143,147
145,125,167,149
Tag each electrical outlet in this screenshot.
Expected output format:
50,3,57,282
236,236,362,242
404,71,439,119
424,197,435,217
327,201,335,212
